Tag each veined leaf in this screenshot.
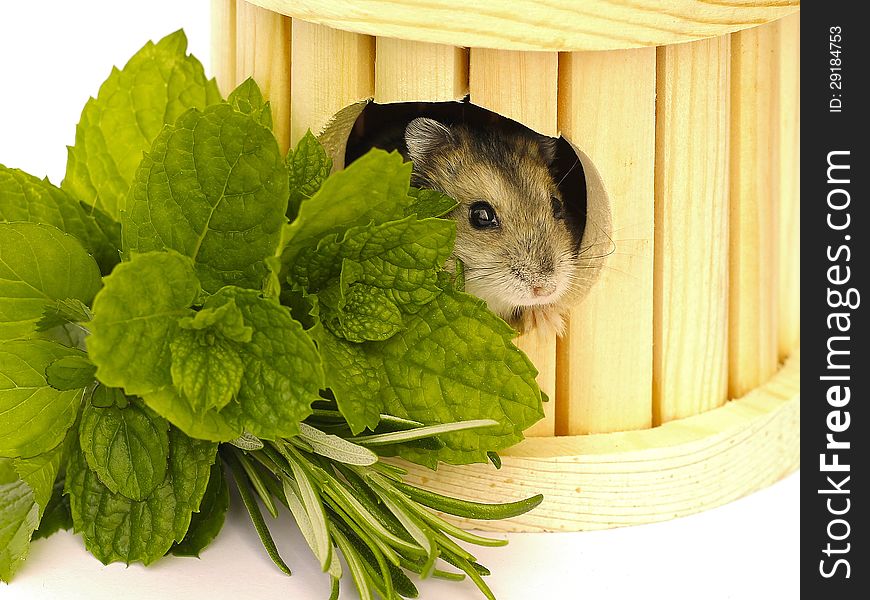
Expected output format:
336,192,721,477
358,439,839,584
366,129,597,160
279,149,412,270
44,355,96,391
0,444,64,582
0,165,120,273
316,286,543,465
0,459,39,583
171,460,229,557
228,78,272,129
63,30,221,221
79,401,170,501
123,103,289,294
146,287,323,442
88,251,200,396
0,340,87,459
286,131,332,220
0,222,101,341
65,427,216,565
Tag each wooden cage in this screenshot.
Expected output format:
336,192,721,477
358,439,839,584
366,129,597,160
212,0,800,531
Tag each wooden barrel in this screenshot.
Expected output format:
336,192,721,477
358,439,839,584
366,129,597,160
212,0,800,531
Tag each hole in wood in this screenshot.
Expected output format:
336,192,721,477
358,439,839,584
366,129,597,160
338,100,611,333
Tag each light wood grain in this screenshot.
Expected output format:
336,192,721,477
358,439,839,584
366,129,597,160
729,22,780,399
290,20,374,163
399,349,799,532
211,0,237,96
375,39,467,103
235,1,292,154
241,0,799,52
467,49,558,437
470,49,558,136
775,13,800,360
653,38,730,424
557,48,656,434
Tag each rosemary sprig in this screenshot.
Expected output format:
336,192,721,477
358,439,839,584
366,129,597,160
224,417,541,599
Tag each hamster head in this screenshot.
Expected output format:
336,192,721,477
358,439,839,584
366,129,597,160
404,117,578,330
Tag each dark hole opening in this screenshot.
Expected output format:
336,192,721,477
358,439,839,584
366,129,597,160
344,100,587,246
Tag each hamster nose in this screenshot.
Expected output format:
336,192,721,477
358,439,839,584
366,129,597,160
532,283,557,297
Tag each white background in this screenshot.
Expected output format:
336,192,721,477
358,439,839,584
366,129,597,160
0,2,800,599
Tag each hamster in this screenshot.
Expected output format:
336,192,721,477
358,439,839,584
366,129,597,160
400,117,585,337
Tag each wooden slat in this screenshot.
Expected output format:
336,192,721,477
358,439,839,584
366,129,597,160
375,39,467,103
242,0,799,53
235,1,292,154
556,48,656,435
653,37,730,424
468,49,558,437
470,49,558,136
729,22,780,399
399,349,800,532
211,0,237,97
775,13,800,360
290,20,374,161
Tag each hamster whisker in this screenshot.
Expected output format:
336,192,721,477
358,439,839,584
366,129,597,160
555,158,580,188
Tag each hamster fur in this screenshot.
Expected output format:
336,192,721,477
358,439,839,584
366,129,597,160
402,117,584,337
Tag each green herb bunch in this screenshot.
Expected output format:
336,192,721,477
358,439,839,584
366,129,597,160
0,31,545,599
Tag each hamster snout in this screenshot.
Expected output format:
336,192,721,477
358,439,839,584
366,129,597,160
404,117,583,336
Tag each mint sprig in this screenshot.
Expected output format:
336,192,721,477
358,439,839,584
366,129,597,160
0,30,545,598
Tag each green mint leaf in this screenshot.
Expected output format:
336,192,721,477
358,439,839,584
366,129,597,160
324,283,403,343
0,443,63,582
65,427,216,565
63,30,221,221
287,131,332,220
405,187,459,218
88,251,200,396
170,299,252,412
169,329,245,413
0,459,39,582
12,443,64,521
178,299,253,343
36,298,93,332
0,340,87,459
290,215,454,312
0,222,101,341
79,401,170,501
316,287,543,463
228,77,273,129
32,476,72,541
279,149,412,270
90,385,128,409
146,287,323,441
171,460,229,557
123,103,289,294
340,216,454,308
0,165,120,273
44,356,96,391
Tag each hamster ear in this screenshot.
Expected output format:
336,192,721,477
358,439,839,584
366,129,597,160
537,136,558,165
405,118,452,162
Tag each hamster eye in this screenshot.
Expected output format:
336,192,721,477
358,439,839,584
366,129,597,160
469,201,500,229
551,196,565,220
